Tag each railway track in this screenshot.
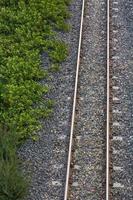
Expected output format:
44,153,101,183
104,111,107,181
64,0,133,200
21,0,132,199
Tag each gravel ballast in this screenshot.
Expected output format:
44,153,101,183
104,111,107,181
68,0,107,199
19,0,82,199
19,0,133,199
111,0,133,199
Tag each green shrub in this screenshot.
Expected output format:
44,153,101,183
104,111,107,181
0,0,70,138
0,158,28,200
0,0,70,199
0,128,28,200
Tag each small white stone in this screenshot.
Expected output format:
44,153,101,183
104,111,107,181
112,15,118,18
113,182,124,188
58,135,67,140
114,38,118,42
113,97,119,101
113,149,120,154
113,166,123,171
113,2,118,5
112,76,118,79
52,181,62,186
112,8,119,11
80,97,84,101
76,136,82,140
112,136,123,141
72,182,79,187
113,30,118,33
74,165,81,170
113,121,120,126
112,86,119,90
112,56,119,59
113,109,122,114
53,164,64,169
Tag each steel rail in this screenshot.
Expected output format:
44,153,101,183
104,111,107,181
64,0,85,199
106,0,110,199
64,0,110,199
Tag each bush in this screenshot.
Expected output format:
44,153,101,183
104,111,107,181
0,128,28,200
0,0,70,199
0,157,28,200
0,0,70,139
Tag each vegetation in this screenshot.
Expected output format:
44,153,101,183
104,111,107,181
0,0,70,199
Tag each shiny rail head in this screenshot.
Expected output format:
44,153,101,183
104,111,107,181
64,0,85,200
